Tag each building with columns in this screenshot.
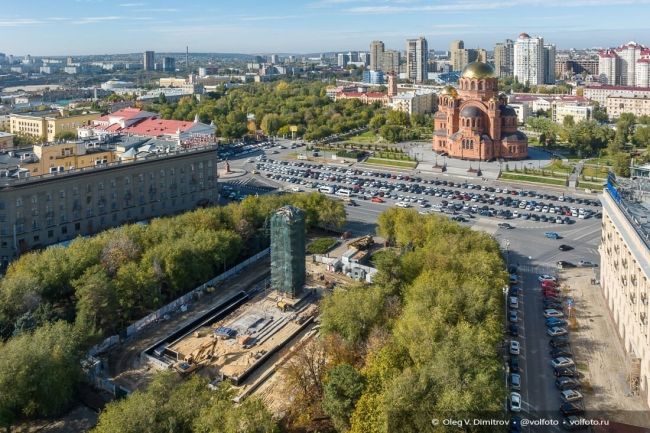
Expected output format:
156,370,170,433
432,62,527,161
600,176,650,406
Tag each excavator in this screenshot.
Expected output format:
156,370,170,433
174,338,218,375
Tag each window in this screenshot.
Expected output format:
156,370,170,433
74,223,80,231
16,198,22,207
61,226,67,235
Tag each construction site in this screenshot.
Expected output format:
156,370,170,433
137,206,322,403
143,288,319,386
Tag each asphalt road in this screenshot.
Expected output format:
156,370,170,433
222,140,602,429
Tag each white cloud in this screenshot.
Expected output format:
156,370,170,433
0,18,44,27
119,2,146,6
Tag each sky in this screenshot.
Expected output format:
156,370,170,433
1,0,650,56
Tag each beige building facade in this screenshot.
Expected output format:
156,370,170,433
600,186,650,406
10,111,100,142
605,95,650,118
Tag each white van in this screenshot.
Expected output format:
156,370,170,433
335,188,352,198
319,186,335,194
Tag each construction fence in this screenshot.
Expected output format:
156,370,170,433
87,247,270,357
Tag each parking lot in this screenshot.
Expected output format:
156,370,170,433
254,157,602,228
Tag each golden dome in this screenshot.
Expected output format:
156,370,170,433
461,62,496,79
439,85,458,98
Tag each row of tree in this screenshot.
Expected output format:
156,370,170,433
0,193,345,428
143,81,383,141
283,209,508,432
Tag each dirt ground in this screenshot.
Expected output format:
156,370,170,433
562,268,650,428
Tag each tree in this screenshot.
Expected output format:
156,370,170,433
282,339,329,431
54,130,78,141
73,265,119,336
613,152,631,177
632,125,650,149
322,363,366,432
562,115,575,129
592,104,609,123
614,112,636,150
0,321,83,428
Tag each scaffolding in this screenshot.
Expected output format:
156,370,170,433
270,206,306,298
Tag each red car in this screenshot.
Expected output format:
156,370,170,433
541,280,559,289
544,291,560,298
371,197,385,203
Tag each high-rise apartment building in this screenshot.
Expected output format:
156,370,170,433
543,44,556,84
370,40,385,71
598,41,650,87
450,40,485,72
381,50,400,74
514,33,545,85
337,53,348,68
406,37,428,83
450,40,465,71
162,57,175,72
494,39,514,78
143,50,155,71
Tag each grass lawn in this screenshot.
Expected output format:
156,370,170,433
500,172,567,186
581,164,609,179
348,130,383,144
365,157,418,168
306,237,339,254
545,159,574,174
578,181,606,191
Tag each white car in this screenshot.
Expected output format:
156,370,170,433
551,357,575,368
560,389,583,402
396,202,411,208
509,296,519,309
510,340,520,355
538,274,558,282
547,327,568,337
544,309,564,318
510,392,522,412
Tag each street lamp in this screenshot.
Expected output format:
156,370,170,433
504,239,511,269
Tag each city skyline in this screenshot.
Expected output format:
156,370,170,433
1,0,650,55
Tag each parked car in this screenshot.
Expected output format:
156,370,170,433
560,389,583,402
578,260,598,268
554,366,578,377
371,197,385,203
551,357,575,368
509,310,518,323
510,392,522,412
509,296,519,309
539,274,558,282
546,318,568,328
510,355,520,373
560,402,585,416
510,340,521,355
550,337,571,348
541,279,559,288
509,324,519,336
544,309,564,318
548,327,569,337
555,377,581,390
558,244,574,251
510,373,521,390
550,348,573,358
